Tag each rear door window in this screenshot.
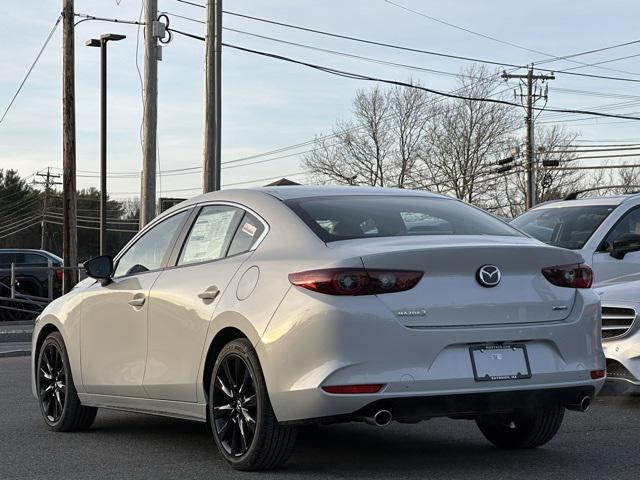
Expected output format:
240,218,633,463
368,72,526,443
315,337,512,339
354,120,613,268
178,206,244,265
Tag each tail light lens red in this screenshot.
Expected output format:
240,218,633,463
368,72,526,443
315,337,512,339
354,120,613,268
322,384,384,394
288,268,423,295
55,268,64,284
542,263,593,288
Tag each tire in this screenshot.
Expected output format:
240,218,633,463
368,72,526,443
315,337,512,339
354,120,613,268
476,405,565,449
208,338,297,471
36,332,98,432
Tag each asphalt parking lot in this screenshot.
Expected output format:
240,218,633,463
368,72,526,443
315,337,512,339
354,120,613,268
1,355,639,480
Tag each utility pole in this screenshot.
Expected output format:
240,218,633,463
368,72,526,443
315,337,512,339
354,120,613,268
202,0,222,193
34,168,61,251
502,65,554,209
141,0,158,227
62,0,78,292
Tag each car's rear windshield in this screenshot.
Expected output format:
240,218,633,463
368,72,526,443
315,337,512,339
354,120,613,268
510,204,616,249
285,195,521,242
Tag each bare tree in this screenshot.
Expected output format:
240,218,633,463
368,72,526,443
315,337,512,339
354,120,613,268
611,161,640,193
303,83,431,188
414,65,518,203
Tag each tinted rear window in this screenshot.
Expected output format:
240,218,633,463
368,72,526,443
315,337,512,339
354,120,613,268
286,195,521,242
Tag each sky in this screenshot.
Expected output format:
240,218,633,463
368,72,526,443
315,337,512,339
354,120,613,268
1,0,640,200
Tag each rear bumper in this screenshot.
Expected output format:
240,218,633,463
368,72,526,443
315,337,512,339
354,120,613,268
282,386,597,425
259,287,605,422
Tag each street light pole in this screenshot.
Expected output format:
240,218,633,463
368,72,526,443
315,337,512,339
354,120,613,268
86,34,125,256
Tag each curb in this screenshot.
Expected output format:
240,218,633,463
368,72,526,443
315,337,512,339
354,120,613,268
0,349,31,358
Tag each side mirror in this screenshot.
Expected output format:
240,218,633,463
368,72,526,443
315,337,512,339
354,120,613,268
610,233,640,260
83,255,114,285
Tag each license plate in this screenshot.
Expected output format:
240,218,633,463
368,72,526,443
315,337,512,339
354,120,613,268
470,344,531,382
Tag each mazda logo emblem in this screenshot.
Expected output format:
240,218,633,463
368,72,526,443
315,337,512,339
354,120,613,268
477,265,501,288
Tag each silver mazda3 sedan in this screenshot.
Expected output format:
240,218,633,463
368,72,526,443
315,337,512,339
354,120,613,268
32,186,605,470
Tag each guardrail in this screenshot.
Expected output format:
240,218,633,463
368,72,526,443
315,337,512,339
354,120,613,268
0,262,85,319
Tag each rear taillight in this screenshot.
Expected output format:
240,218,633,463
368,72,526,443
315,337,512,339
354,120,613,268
55,268,63,284
542,263,593,288
288,268,423,295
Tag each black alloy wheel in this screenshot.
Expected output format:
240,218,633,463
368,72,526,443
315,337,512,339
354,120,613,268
39,342,66,423
208,338,297,470
36,332,98,431
211,353,258,457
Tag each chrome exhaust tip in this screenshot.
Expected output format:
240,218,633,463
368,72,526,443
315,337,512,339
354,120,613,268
365,410,392,427
566,396,591,412
580,396,592,412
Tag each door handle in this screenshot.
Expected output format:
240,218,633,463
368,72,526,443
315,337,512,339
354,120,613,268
198,286,220,301
128,295,146,308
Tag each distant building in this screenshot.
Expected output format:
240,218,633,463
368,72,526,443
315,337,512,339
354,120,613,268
265,178,301,186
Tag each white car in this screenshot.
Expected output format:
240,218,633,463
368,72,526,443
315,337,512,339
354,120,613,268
595,281,640,394
32,186,605,470
511,194,640,285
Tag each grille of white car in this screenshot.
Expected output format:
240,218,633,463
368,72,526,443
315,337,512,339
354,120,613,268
601,306,636,339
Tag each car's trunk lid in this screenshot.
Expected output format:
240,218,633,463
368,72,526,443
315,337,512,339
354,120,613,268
329,236,582,327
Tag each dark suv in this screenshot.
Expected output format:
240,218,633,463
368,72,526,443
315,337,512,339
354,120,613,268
0,249,63,321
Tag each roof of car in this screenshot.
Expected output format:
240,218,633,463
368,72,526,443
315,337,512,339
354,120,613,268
181,185,445,205
258,185,446,200
0,249,62,261
532,195,630,209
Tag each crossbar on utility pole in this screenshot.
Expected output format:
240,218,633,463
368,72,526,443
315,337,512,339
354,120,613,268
202,0,222,193
141,0,158,228
501,66,554,210
62,0,78,292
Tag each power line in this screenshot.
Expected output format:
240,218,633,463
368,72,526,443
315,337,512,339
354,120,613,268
169,6,640,84
546,163,640,171
213,40,640,121
168,27,640,120
222,27,468,79
0,221,41,240
536,43,640,68
553,87,640,101
558,51,640,73
383,0,640,78
170,4,543,73
0,209,40,228
574,138,640,143
0,195,41,214
45,217,138,233
162,12,640,168
0,216,41,235
0,15,62,125
549,144,640,151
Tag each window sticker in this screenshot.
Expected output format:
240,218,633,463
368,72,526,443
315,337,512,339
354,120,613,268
242,222,257,237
